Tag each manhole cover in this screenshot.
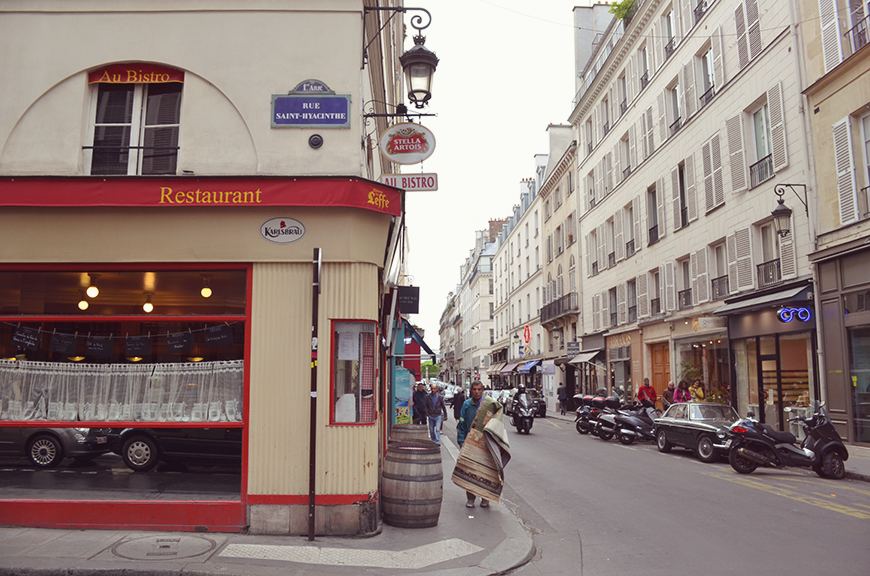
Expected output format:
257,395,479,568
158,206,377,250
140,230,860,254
112,535,217,561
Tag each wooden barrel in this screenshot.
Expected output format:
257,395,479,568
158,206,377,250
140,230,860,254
389,424,430,444
382,441,443,528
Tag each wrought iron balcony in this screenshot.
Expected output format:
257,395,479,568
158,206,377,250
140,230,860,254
694,0,708,24
628,305,637,323
750,153,774,188
678,288,693,310
620,99,627,115
757,258,782,288
587,142,593,155
610,312,618,328
711,274,729,300
541,292,580,324
699,84,715,108
651,298,661,316
847,14,869,53
592,261,599,276
626,238,636,257
623,165,632,179
664,38,675,61
603,121,610,136
640,71,649,91
680,206,688,229
648,224,659,246
670,117,682,136
608,252,616,267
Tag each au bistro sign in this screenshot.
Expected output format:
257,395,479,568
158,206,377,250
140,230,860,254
260,217,305,244
378,123,436,165
379,173,438,191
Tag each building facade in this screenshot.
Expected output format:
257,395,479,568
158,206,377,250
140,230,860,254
0,0,409,534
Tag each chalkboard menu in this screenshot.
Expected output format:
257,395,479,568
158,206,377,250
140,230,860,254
204,324,233,348
12,326,40,352
86,336,114,358
167,332,194,353
125,335,152,357
50,332,77,355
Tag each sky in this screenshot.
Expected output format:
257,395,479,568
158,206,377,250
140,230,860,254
400,0,592,348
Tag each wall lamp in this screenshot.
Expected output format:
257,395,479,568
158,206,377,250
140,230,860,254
86,273,100,298
772,184,808,238
363,6,438,118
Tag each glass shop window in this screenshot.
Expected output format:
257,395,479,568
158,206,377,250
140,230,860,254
332,321,376,424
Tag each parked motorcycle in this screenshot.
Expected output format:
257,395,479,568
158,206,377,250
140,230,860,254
615,399,660,445
510,394,535,434
574,395,599,434
593,396,624,441
728,402,848,479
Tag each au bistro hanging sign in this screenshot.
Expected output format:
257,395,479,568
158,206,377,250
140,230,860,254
378,123,436,165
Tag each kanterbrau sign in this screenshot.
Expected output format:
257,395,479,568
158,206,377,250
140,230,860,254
88,64,184,84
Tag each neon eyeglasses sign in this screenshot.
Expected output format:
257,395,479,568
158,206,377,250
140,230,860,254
777,306,812,323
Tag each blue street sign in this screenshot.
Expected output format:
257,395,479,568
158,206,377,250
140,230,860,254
272,94,351,128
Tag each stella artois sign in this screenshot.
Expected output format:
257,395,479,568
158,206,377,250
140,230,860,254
378,123,436,165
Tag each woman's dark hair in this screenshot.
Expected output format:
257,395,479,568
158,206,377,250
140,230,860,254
679,380,689,389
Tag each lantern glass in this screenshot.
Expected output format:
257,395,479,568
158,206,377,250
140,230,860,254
771,200,792,237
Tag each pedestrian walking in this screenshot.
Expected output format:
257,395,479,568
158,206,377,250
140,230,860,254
411,381,429,426
557,383,567,415
452,386,466,421
425,383,447,445
456,379,502,508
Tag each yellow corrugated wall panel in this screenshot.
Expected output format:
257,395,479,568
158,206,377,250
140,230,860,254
247,261,380,497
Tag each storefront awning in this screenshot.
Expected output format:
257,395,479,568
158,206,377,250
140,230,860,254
500,363,519,374
407,322,437,362
714,286,809,315
569,349,601,365
517,360,540,374
487,362,505,375
542,360,557,374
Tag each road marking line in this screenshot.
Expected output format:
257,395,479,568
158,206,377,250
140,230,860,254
702,471,870,519
543,419,561,429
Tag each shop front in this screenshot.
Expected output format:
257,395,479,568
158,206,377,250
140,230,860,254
605,330,641,400
810,244,870,444
0,176,401,534
717,282,818,434
670,317,730,403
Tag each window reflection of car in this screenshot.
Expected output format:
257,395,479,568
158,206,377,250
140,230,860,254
0,426,110,468
654,402,738,463
107,427,242,472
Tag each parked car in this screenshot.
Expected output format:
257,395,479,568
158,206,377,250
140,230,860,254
0,426,110,468
654,402,738,463
107,427,242,471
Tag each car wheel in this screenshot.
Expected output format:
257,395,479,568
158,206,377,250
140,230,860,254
27,434,63,468
695,435,718,463
822,451,846,480
729,447,758,474
122,435,159,472
656,429,672,453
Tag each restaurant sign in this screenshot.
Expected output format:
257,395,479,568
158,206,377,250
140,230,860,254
378,123,436,165
260,217,305,244
272,79,350,128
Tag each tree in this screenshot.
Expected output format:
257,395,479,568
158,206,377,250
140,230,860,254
609,0,637,22
421,361,440,379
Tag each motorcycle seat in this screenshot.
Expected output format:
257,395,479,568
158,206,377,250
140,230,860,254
760,424,796,444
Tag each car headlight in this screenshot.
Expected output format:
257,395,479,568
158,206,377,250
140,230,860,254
74,432,86,442
717,429,727,440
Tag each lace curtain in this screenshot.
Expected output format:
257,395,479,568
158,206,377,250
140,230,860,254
0,359,243,423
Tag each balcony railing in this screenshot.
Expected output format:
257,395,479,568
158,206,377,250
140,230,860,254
757,258,782,288
620,99,627,115
678,288,693,310
651,297,661,316
592,261,599,276
626,238,636,257
699,84,715,108
610,312,618,328
640,71,649,90
649,224,659,245
711,274,729,300
847,14,869,53
750,153,774,188
623,165,632,179
664,38,675,61
541,292,580,324
587,142,593,155
608,252,616,267
670,117,682,136
603,121,610,136
863,185,870,219
628,305,637,323
694,0,708,24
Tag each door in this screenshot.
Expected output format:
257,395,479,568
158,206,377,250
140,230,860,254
651,342,670,407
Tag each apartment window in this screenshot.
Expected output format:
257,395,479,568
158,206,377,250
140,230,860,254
525,223,530,246
711,242,729,299
848,0,870,52
618,74,628,115
570,255,577,292
758,222,782,287
639,45,650,90
89,81,182,175
535,247,540,269
669,80,682,135
567,169,574,195
586,172,596,211
750,103,773,187
678,258,692,310
624,202,636,256
589,229,599,276
628,279,638,323
489,302,494,319
585,118,594,154
675,163,689,230
534,210,539,236
699,46,715,106
545,199,552,220
647,184,660,245
555,186,563,208
609,288,618,328
651,269,662,315
621,134,632,178
602,98,611,135
607,218,616,267
663,9,676,60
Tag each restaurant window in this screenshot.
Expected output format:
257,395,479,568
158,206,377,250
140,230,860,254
332,321,376,424
88,80,182,176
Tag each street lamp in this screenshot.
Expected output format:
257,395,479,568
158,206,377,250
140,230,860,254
400,33,439,108
772,184,808,238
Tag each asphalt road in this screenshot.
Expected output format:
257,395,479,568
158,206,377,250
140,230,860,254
444,414,870,576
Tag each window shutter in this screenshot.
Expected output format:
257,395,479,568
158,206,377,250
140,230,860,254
598,223,608,270
726,232,739,295
686,153,698,221
613,142,622,185
605,152,614,195
726,115,747,193
735,3,749,69
672,166,682,230
646,107,655,156
652,21,662,72
768,82,788,171
833,116,858,224
779,218,797,280
592,293,601,332
617,283,627,325
594,161,603,204
657,177,667,239
615,209,625,261
703,139,714,211
712,27,725,88
633,195,643,253
746,0,762,59
657,90,667,144
628,56,637,102
586,233,594,276
729,226,754,291
711,134,724,206
819,0,843,73
680,0,693,38
696,248,710,303
601,290,611,328
682,62,696,119
690,250,699,306
664,259,677,312
637,273,650,319
592,108,599,145
639,115,649,160
629,124,637,170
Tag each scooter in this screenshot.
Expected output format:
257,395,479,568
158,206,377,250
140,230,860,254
574,395,598,434
728,402,849,479
593,396,624,441
615,399,660,445
510,394,535,434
